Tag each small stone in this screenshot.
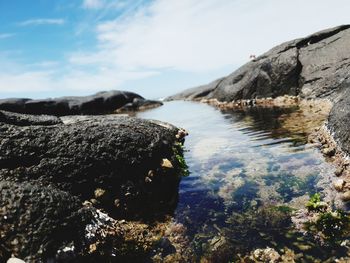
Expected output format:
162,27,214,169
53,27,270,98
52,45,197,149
335,167,344,176
145,176,152,183
148,170,155,177
322,147,336,156
334,179,345,191
90,198,98,205
7,258,26,263
83,200,92,206
341,191,350,202
343,159,350,167
252,247,280,263
114,199,120,208
161,158,173,169
94,188,106,199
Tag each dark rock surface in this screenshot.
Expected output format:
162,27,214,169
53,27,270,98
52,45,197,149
167,25,350,102
0,180,93,262
0,110,186,262
0,90,163,116
0,110,182,218
328,84,350,155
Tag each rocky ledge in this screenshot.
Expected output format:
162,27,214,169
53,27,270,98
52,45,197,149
167,25,350,156
0,90,162,116
0,110,188,262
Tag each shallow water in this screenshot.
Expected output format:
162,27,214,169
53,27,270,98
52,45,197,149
136,101,338,261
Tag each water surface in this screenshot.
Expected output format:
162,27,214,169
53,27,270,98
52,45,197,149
137,101,336,262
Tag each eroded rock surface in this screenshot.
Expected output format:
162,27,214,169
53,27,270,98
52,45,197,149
0,110,187,262
167,25,350,102
0,90,162,116
328,86,350,155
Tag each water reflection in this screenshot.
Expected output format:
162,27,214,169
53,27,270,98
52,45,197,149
137,101,336,261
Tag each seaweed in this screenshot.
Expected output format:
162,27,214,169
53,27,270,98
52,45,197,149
173,142,190,177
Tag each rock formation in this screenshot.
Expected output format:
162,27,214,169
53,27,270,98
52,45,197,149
0,90,162,116
167,25,350,102
167,25,350,155
0,110,187,262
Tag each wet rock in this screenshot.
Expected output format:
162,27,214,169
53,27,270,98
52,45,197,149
322,147,336,156
252,247,281,263
335,167,344,176
0,90,162,116
341,191,350,202
334,179,346,191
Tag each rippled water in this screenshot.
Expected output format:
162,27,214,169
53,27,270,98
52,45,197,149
137,101,337,261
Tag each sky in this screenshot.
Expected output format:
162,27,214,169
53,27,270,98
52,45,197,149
0,0,349,99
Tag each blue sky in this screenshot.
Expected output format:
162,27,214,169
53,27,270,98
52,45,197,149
0,0,349,99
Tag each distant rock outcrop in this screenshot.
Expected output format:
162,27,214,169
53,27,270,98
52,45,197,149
167,25,350,155
0,90,162,116
167,25,350,102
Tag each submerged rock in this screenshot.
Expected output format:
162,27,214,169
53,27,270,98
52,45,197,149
0,90,162,116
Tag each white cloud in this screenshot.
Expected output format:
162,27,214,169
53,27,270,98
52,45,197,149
82,0,105,9
0,33,15,40
18,18,65,26
71,0,350,73
1,0,350,97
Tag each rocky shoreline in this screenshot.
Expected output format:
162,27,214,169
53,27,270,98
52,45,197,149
167,25,350,205
0,110,189,262
0,90,162,116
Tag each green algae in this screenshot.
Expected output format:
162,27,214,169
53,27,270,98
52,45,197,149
173,142,190,177
304,194,350,244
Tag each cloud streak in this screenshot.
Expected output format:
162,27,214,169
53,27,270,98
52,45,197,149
71,0,350,73
0,33,15,40
18,18,65,26
1,0,350,98
82,0,104,9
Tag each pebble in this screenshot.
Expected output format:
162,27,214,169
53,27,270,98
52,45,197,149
161,158,173,169
94,188,106,199
334,179,345,191
335,167,344,176
341,191,350,202
148,170,155,177
7,258,26,263
145,176,152,183
322,147,336,156
114,199,120,208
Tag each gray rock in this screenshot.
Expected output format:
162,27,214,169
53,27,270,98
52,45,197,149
0,111,183,219
7,258,26,263
0,180,93,262
167,25,350,102
0,110,187,262
0,90,162,116
328,86,350,155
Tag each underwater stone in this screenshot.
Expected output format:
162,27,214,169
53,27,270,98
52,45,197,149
341,191,350,201
334,179,346,191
